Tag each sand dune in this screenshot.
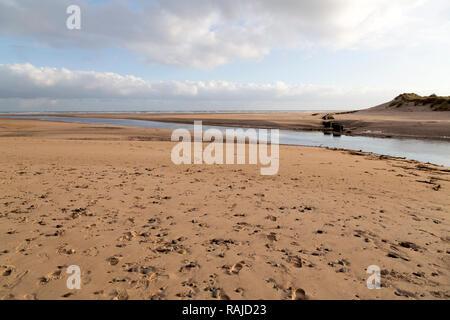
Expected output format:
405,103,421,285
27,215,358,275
0,118,449,300
363,93,450,113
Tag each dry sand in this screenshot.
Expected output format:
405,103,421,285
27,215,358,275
0,118,449,300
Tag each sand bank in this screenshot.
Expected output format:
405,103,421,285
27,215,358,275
16,108,450,141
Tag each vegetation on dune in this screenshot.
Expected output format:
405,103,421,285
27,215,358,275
389,93,450,111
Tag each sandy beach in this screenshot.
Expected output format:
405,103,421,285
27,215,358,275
0,118,449,300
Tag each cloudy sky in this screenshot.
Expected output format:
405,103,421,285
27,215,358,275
0,0,449,112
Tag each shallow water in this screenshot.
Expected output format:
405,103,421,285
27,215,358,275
4,115,450,167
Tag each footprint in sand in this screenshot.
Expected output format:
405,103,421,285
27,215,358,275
267,232,278,241
107,255,122,266
39,269,62,285
57,244,76,255
179,262,199,273
212,288,230,300
82,247,99,257
1,265,15,276
118,231,137,241
110,289,129,300
149,289,166,300
287,256,303,268
291,288,307,300
235,287,245,296
229,262,244,275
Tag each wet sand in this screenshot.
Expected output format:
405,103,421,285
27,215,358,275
0,118,449,300
19,109,450,140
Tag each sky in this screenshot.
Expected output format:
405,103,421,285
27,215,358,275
0,0,449,112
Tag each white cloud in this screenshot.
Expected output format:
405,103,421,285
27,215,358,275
0,63,403,111
0,0,448,68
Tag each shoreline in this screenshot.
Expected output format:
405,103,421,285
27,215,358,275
3,110,450,141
